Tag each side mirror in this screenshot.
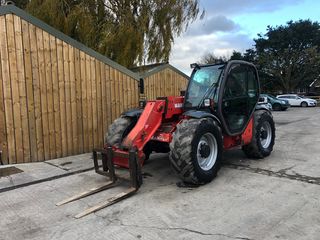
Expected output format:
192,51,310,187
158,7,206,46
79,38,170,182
258,97,268,104
139,78,144,94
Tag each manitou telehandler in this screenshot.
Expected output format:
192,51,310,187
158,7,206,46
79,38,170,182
57,60,275,218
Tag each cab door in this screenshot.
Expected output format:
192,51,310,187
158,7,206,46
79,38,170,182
218,62,259,136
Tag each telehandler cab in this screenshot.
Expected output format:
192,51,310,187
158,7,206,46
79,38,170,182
57,60,275,218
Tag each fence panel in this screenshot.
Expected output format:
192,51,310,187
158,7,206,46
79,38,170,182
0,13,140,164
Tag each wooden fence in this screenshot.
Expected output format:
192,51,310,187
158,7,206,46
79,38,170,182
0,11,139,164
0,6,189,164
143,65,189,100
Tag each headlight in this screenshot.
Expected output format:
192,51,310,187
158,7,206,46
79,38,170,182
281,101,286,104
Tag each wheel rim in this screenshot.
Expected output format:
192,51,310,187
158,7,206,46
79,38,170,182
260,121,272,148
197,133,218,171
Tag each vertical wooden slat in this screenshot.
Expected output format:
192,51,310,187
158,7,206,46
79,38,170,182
149,75,155,100
74,49,83,153
136,78,139,107
119,72,124,113
153,75,157,98
148,76,152,100
90,57,97,148
158,72,162,97
166,69,171,96
21,20,36,162
112,68,120,119
36,27,50,160
0,16,14,164
29,24,44,161
0,29,8,164
14,16,30,163
63,41,72,155
43,31,55,159
105,65,112,127
57,39,67,157
95,60,103,147
80,51,88,152
110,68,116,122
175,73,179,94
69,46,77,154
128,76,133,108
129,77,135,108
162,71,166,96
100,63,107,138
179,74,182,93
50,35,61,158
6,14,24,163
86,54,93,150
157,73,160,98
122,74,126,109
149,76,153,100
149,77,152,100
125,74,129,109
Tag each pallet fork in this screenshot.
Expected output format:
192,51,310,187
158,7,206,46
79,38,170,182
56,146,142,218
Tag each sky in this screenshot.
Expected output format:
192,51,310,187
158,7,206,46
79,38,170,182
170,0,320,75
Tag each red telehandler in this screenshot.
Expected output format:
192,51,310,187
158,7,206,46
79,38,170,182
57,60,275,218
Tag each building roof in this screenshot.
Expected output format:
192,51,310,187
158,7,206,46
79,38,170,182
0,4,139,80
131,63,190,80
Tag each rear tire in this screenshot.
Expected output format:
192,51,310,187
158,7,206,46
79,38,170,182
169,118,223,184
301,101,308,107
273,103,281,111
242,110,275,159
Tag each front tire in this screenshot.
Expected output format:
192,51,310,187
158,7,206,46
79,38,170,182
169,118,223,184
301,101,308,107
242,110,275,158
105,116,151,161
105,117,136,146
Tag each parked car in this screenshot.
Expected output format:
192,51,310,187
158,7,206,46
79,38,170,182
261,94,290,111
258,96,272,111
276,94,317,107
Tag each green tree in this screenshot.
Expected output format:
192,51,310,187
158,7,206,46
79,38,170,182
20,0,201,67
255,20,320,92
229,50,243,60
198,52,227,64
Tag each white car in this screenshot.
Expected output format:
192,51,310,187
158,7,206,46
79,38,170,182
258,96,273,111
276,94,317,107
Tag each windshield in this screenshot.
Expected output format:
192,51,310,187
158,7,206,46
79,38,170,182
185,65,224,108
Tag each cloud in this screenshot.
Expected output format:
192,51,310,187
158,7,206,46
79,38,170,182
187,15,239,35
169,0,303,75
200,0,302,16
170,33,254,75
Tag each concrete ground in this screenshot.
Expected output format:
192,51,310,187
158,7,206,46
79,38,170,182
1,107,320,240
